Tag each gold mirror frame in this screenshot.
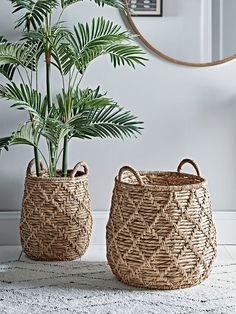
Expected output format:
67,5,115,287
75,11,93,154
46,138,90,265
123,0,236,67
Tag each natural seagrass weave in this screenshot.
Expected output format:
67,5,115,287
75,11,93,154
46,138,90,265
20,160,93,261
106,159,217,289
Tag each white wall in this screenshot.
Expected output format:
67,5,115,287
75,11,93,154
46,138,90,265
0,1,236,215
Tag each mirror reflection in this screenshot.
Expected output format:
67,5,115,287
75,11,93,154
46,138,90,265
127,0,236,64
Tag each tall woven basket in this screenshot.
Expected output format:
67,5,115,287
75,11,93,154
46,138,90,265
106,159,217,289
20,160,93,261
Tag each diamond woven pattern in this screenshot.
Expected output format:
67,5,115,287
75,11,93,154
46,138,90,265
106,161,217,290
20,161,93,261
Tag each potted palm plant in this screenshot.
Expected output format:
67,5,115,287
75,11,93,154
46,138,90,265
0,0,146,261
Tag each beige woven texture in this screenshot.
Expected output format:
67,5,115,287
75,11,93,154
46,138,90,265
106,159,217,289
20,160,93,261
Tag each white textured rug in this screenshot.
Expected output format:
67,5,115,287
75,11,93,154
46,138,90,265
0,261,235,314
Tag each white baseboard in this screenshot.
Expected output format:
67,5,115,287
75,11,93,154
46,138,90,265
0,211,235,245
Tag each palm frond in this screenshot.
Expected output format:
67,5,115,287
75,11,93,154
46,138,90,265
11,0,58,31
12,122,39,146
35,105,72,147
60,0,125,10
60,0,79,8
107,44,146,68
56,86,116,119
0,82,43,120
42,117,70,147
73,87,117,112
93,0,125,9
58,86,143,139
71,105,143,140
1,123,39,151
51,25,72,76
0,136,12,152
54,17,146,74
0,37,17,80
0,117,66,153
53,86,141,141
0,41,41,71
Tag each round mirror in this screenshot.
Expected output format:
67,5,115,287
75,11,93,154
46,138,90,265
124,0,236,67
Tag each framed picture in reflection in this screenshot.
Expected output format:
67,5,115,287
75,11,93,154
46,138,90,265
128,0,163,16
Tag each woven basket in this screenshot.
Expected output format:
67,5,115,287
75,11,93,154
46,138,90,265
20,160,93,261
106,159,217,289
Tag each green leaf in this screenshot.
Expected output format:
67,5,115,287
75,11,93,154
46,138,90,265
61,0,125,10
72,105,143,140
2,122,39,150
0,37,17,80
0,136,12,152
107,44,147,68
54,17,146,74
41,117,70,147
58,86,143,140
0,41,41,72
10,0,58,31
51,25,72,76
54,86,142,141
73,87,117,111
0,82,43,120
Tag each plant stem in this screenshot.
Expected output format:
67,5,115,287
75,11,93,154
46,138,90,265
45,54,55,168
17,68,25,85
45,11,55,173
46,53,52,112
62,135,68,177
34,146,42,177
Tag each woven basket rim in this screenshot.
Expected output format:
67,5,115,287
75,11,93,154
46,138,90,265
26,170,88,182
115,170,207,190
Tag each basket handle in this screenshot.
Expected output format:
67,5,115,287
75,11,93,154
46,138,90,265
177,159,201,177
118,166,144,186
70,161,89,178
27,159,46,175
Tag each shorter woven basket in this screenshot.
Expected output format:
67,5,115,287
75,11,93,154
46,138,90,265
106,159,217,289
20,160,93,261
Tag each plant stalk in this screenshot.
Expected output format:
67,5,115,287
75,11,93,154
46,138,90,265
62,135,68,177
45,52,55,168
34,146,42,177
46,53,52,112
30,117,41,177
45,11,55,172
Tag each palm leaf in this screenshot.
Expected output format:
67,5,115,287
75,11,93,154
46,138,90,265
0,82,43,120
93,0,125,9
0,118,66,153
62,87,143,139
71,105,143,139
51,25,72,76
0,37,17,80
42,117,71,147
61,0,125,10
56,86,116,120
0,136,12,152
54,17,146,74
11,0,58,31
0,41,41,71
107,44,146,68
1,123,39,151
12,122,39,146
54,86,142,141
72,87,117,113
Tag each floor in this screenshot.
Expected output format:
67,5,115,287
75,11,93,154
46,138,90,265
0,245,236,263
